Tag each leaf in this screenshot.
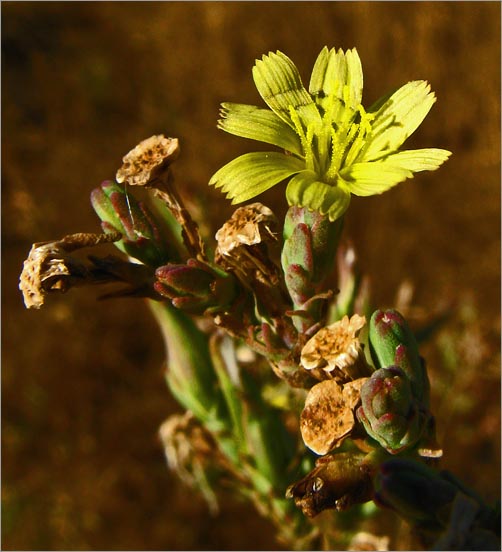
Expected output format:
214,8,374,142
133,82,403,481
341,161,413,196
286,172,351,221
252,51,321,130
209,152,305,204
382,148,452,172
360,81,437,162
309,47,363,114
218,103,303,155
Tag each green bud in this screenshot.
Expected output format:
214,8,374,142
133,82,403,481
154,259,237,315
91,180,177,267
368,309,429,403
357,367,429,454
283,206,343,285
281,206,343,331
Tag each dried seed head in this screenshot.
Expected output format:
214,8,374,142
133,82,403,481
159,412,214,479
19,232,121,309
158,412,221,514
349,532,390,551
286,450,373,517
116,135,180,187
301,314,366,380
215,202,278,257
300,378,367,455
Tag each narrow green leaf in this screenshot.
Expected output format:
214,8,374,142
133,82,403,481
218,103,303,155
341,162,413,196
252,51,321,129
209,152,304,204
209,334,246,449
383,148,452,172
360,81,437,162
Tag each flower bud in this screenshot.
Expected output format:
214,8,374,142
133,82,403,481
91,180,176,267
356,367,429,454
281,206,342,330
155,259,237,314
283,206,343,285
368,309,429,403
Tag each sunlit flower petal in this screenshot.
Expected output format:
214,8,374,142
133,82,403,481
211,48,451,221
218,103,303,155
209,151,304,204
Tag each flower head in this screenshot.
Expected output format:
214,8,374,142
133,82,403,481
300,378,367,455
116,134,179,187
19,232,121,309
214,202,278,257
300,314,367,380
210,47,451,221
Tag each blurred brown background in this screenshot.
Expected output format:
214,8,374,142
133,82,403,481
2,2,500,550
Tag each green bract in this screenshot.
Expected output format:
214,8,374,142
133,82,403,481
209,47,451,221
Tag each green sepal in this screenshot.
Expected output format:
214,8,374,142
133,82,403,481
209,151,304,204
218,103,303,155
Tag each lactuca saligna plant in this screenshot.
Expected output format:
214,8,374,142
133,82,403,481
19,47,499,551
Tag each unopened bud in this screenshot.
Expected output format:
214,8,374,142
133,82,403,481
356,367,430,455
369,309,429,403
155,259,237,314
91,180,175,267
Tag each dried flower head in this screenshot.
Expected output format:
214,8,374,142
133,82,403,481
300,378,367,455
215,202,278,257
19,232,121,309
349,531,390,551
301,314,366,380
159,412,220,514
286,451,373,517
214,203,285,313
116,134,180,187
